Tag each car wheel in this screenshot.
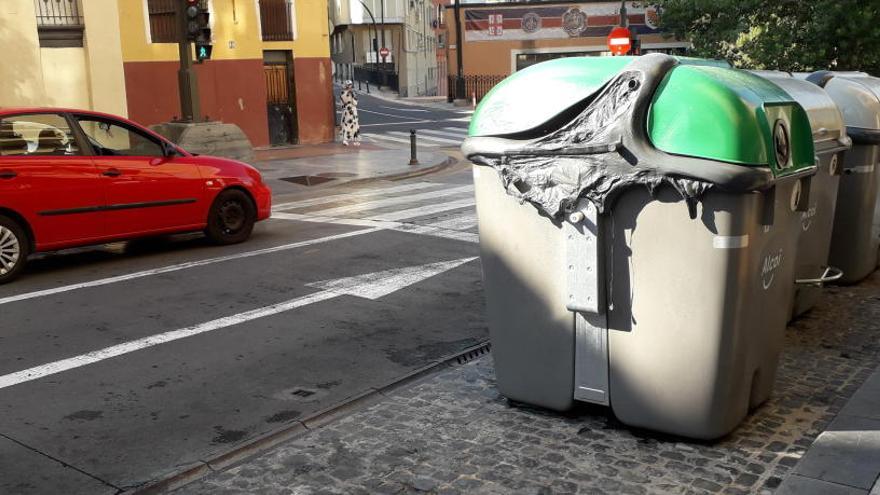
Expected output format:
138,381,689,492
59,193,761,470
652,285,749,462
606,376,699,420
0,215,29,284
204,189,256,245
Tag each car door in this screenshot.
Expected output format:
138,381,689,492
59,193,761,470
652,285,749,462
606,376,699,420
73,114,206,237
0,113,105,249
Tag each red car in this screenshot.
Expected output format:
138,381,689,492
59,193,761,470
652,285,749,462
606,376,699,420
0,108,271,283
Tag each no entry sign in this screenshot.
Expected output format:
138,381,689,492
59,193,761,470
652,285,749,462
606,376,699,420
607,26,632,55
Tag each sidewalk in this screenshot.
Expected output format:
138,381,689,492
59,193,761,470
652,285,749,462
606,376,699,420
175,272,880,494
251,143,456,194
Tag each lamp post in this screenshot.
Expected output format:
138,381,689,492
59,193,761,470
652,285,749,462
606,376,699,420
453,0,464,100
355,0,380,75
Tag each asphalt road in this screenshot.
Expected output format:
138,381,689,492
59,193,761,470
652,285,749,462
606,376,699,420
334,85,473,149
0,163,486,493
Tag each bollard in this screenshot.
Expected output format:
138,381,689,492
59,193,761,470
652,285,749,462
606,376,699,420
409,129,419,165
366,79,371,94
357,78,362,90
472,92,477,108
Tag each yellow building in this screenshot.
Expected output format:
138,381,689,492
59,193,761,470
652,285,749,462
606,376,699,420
0,0,334,147
120,0,334,146
0,0,128,116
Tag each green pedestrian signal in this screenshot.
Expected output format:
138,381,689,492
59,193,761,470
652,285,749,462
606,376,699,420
196,43,213,62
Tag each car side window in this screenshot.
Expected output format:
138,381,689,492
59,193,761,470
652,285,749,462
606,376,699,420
76,117,165,158
0,114,81,157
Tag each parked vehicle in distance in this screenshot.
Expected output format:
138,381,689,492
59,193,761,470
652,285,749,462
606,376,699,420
0,108,272,284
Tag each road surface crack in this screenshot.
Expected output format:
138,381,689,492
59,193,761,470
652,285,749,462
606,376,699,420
0,431,123,492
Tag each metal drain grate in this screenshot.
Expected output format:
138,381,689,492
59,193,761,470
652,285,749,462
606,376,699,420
280,176,337,186
456,343,491,365
290,388,316,398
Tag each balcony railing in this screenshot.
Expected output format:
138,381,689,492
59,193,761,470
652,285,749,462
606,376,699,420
35,0,84,47
260,0,294,41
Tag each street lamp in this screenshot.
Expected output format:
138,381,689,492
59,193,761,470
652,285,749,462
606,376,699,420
354,0,380,77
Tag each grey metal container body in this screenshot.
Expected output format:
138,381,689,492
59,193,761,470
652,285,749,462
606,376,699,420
474,165,801,439
820,75,880,284
754,74,847,317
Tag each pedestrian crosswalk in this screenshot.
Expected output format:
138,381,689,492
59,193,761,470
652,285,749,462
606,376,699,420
271,180,479,242
363,127,469,149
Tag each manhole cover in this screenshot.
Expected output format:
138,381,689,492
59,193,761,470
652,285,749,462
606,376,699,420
317,172,357,178
280,176,337,186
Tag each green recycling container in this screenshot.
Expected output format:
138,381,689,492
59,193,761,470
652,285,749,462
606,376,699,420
751,71,850,318
464,54,816,439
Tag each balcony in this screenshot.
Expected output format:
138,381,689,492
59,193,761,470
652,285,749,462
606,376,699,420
35,0,84,47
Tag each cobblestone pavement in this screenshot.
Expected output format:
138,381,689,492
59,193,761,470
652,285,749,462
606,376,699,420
180,273,880,495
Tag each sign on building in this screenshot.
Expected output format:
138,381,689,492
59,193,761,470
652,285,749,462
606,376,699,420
464,1,662,42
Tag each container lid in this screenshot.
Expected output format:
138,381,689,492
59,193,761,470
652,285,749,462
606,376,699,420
646,65,814,167
810,72,880,131
749,72,847,150
468,56,730,138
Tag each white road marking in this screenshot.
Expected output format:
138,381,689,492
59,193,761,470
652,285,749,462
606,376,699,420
380,106,429,113
363,133,413,145
0,228,378,307
0,257,476,390
360,120,430,127
370,198,475,222
389,131,461,146
359,108,431,121
449,117,473,123
425,212,479,231
271,212,479,244
420,128,468,139
308,185,473,218
272,182,440,211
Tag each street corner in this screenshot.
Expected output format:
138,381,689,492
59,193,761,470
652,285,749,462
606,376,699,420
255,148,458,191
182,271,880,495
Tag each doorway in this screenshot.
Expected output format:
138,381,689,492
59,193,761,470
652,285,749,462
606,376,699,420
263,50,298,146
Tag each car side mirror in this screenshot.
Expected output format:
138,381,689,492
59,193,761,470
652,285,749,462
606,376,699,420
162,141,178,158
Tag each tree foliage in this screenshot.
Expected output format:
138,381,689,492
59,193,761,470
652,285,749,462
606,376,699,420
654,0,880,75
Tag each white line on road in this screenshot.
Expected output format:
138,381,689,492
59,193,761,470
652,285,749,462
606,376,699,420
389,131,461,146
271,212,479,243
419,128,468,139
425,212,479,231
370,198,475,222
272,182,440,211
380,106,429,113
0,228,379,307
363,133,413,145
308,185,473,218
360,120,432,127
0,257,476,391
359,108,431,121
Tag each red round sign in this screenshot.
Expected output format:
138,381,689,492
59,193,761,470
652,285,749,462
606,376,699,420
379,47,390,58
607,26,632,55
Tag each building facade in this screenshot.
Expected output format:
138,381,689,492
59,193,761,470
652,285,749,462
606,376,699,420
330,0,438,97
120,0,335,146
0,0,334,148
0,0,128,116
445,1,689,80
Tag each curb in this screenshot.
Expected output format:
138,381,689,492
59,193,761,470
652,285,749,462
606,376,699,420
127,341,491,494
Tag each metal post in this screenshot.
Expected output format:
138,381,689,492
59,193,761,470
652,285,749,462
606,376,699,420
453,0,464,100
176,1,200,122
409,129,419,165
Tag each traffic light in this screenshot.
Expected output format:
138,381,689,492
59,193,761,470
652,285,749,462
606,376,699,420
185,0,212,62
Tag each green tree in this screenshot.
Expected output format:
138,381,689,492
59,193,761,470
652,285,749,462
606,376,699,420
654,0,880,75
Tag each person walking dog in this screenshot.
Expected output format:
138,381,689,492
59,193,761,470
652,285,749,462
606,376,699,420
340,81,361,146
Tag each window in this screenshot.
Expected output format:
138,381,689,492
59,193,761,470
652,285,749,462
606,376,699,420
0,114,81,157
259,0,294,41
76,117,164,157
147,0,178,43
34,0,84,47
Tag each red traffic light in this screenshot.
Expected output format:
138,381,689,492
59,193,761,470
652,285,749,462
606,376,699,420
607,26,632,56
